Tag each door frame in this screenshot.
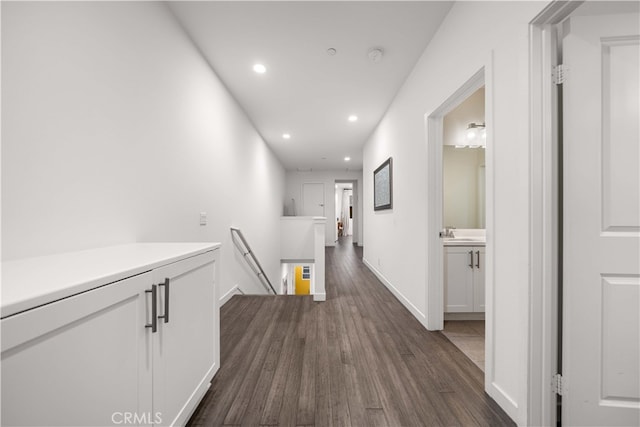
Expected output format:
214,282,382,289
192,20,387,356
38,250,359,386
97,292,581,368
528,2,582,426
425,67,487,332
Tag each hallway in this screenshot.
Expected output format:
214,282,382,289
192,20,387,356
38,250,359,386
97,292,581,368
188,239,514,426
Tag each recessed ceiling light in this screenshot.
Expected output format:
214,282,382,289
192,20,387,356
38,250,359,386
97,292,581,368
282,133,291,139
253,64,266,74
348,115,358,122
344,156,351,162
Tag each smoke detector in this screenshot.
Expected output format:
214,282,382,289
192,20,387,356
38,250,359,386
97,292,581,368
368,47,384,63
327,48,337,56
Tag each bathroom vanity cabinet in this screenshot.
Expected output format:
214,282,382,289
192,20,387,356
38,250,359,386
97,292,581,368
444,245,485,313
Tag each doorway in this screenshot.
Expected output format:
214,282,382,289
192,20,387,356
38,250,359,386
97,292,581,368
334,183,353,242
334,179,359,245
440,85,487,370
424,68,488,326
425,65,493,380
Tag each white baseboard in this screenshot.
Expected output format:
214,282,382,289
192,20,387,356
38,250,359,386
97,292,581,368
219,284,244,306
313,293,326,302
362,257,427,327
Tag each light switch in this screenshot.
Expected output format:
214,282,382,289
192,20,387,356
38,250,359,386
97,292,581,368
199,212,207,226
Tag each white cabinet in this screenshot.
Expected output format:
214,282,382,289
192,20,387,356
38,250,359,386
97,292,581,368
1,243,220,427
1,272,154,427
444,246,485,312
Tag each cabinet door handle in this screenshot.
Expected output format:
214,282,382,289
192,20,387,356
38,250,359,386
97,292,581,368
158,278,170,324
469,250,474,269
476,251,480,269
145,285,158,333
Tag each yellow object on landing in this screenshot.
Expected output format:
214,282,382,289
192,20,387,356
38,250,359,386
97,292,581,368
294,265,310,295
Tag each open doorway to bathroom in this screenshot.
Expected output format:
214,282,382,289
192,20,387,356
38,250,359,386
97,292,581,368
334,180,357,245
441,86,486,371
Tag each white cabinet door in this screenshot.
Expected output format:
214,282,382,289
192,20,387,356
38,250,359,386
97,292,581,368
152,250,219,426
1,272,154,427
444,247,474,312
473,248,485,312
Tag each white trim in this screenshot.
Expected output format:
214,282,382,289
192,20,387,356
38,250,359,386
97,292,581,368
424,114,444,331
528,2,582,426
482,50,506,416
362,257,427,326
219,284,244,306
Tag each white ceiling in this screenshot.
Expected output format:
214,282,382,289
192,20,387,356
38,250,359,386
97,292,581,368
168,1,453,171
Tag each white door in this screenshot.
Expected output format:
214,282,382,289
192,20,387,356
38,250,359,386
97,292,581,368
302,183,325,216
152,250,218,426
563,11,640,426
444,246,474,312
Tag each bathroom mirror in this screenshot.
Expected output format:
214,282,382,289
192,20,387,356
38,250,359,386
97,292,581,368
443,146,485,229
442,87,486,229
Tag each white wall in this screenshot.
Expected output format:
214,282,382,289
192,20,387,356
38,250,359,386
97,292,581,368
1,2,285,299
285,170,363,247
362,1,548,424
280,217,315,261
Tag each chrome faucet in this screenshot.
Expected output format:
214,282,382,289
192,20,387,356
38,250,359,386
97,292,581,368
442,226,456,238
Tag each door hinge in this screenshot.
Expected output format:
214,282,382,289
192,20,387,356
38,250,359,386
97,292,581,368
552,373,565,395
553,64,568,85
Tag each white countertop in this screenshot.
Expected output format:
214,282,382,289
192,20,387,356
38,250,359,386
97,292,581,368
443,238,486,247
442,229,486,247
1,242,221,318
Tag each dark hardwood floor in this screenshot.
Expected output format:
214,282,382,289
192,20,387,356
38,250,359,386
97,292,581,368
188,238,514,426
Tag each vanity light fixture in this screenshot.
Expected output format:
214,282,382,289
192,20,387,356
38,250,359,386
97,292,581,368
282,133,291,139
348,115,358,122
344,156,351,162
458,122,486,148
253,63,267,74
466,122,485,141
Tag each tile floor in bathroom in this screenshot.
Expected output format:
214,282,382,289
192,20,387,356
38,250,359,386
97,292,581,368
441,320,485,372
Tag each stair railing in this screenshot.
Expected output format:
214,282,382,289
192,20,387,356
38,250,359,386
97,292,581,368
230,227,277,295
